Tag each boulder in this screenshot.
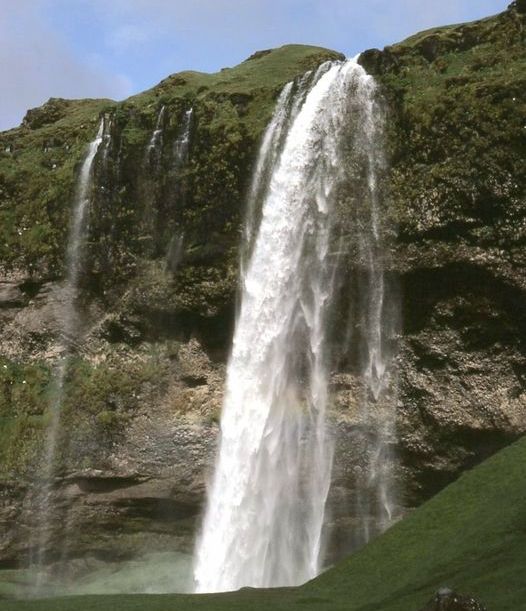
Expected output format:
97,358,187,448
420,587,487,610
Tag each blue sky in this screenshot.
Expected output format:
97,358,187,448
1,0,509,130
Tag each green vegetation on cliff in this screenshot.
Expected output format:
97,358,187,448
0,350,168,476
0,45,341,281
0,44,342,479
359,0,526,505
1,1,525,603
360,1,526,254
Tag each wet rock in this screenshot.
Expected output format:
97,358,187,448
358,48,400,76
420,587,488,610
0,282,24,308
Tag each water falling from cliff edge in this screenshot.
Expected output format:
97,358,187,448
331,67,399,550
146,105,166,164
355,74,398,546
193,57,396,593
173,107,193,167
29,118,107,589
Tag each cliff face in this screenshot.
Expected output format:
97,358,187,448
0,45,346,567
359,0,526,505
0,4,525,569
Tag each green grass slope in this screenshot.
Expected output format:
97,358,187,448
4,434,526,611
307,434,526,610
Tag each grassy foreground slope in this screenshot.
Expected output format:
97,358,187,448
4,435,526,611
307,434,526,610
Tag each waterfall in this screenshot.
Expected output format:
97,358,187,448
240,81,294,275
361,76,396,541
30,118,106,588
241,69,329,277
173,107,193,168
146,105,166,164
194,59,372,593
340,68,398,547
63,118,106,325
142,106,192,261
166,232,185,274
164,108,192,268
101,116,113,165
145,106,192,169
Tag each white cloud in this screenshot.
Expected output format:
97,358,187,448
0,2,133,131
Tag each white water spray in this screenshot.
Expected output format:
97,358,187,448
194,60,371,593
241,68,324,275
346,71,398,546
64,119,105,311
241,81,294,272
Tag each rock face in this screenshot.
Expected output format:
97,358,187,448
0,6,525,573
359,1,526,508
420,588,488,611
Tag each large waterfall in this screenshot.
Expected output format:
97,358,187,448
30,118,107,587
194,58,390,593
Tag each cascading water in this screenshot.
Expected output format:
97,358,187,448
30,118,107,587
173,107,193,168
241,81,294,274
63,118,107,319
241,70,319,275
146,105,166,164
165,108,193,270
145,106,192,169
194,59,378,593
338,69,398,547
360,88,398,542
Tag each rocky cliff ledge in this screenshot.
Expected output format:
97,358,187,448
0,4,525,569
359,0,526,505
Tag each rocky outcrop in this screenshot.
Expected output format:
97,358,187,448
22,98,77,130
360,0,526,504
420,588,487,611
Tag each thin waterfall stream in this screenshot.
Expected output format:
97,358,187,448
355,75,398,544
173,108,193,166
30,118,108,589
146,105,166,160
